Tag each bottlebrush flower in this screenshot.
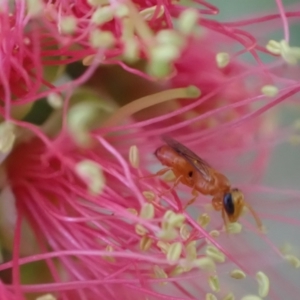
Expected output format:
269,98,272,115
0,0,299,300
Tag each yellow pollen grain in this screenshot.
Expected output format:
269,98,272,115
150,44,180,62
170,265,184,276
256,271,269,298
197,213,210,228
26,0,43,16
127,208,138,215
241,296,262,300
114,4,129,18
163,210,185,228
178,8,199,35
140,203,155,219
206,293,218,300
223,292,235,300
90,29,115,49
60,16,77,35
142,191,156,201
156,29,184,47
216,52,230,68
91,6,114,25
167,242,182,262
230,269,246,279
209,230,220,237
179,224,190,240
140,236,153,251
266,40,281,55
47,93,63,109
284,254,300,268
75,160,105,195
194,257,215,271
129,145,139,168
103,245,115,262
157,241,170,254
135,224,148,236
163,170,176,182
36,294,56,300
0,122,16,154
261,85,279,97
226,222,242,234
140,5,164,21
87,0,109,6
186,241,197,261
157,227,178,241
153,265,168,286
209,275,220,292
206,246,226,263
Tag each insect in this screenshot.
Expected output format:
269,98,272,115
153,136,262,230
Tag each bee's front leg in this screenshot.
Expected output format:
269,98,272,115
184,187,199,209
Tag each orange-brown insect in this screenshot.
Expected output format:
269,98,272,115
153,136,262,229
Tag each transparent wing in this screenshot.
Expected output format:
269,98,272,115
162,136,212,181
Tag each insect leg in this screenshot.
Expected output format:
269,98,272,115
211,195,223,211
159,175,182,196
183,187,199,209
139,167,171,180
222,208,229,232
245,202,263,231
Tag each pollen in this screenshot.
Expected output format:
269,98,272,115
114,4,129,18
230,269,246,279
256,271,269,298
209,275,220,292
284,254,300,268
209,230,220,237
140,5,164,21
75,160,105,195
157,241,170,254
26,0,43,16
59,16,77,35
163,210,185,228
47,93,63,109
226,222,242,234
206,245,226,263
140,236,153,251
129,145,139,168
153,265,168,286
0,122,16,154
178,8,199,35
179,224,190,240
205,293,218,300
241,296,262,300
261,85,279,97
142,191,156,201
103,245,115,262
127,208,138,215
266,39,300,65
150,44,181,63
197,213,210,228
91,6,114,25
140,203,155,219
223,292,235,300
170,265,184,276
87,0,109,6
135,224,148,236
186,241,197,261
194,257,216,271
167,242,182,262
216,52,230,68
156,30,184,48
90,30,115,49
36,295,56,300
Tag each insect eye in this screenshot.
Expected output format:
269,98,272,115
223,193,234,215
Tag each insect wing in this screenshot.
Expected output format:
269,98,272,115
162,136,212,181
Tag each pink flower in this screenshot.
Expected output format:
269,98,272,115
0,0,299,299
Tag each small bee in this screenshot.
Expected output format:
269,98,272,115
154,136,262,229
